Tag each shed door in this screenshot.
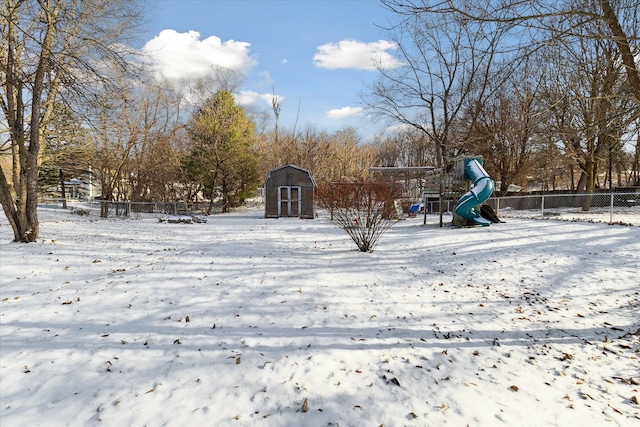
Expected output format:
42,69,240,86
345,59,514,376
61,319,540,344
278,186,300,217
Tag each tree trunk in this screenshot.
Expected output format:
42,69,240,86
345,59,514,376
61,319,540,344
0,164,23,242
60,169,68,209
581,159,597,211
221,178,229,213
599,0,640,107
20,147,40,242
633,126,640,185
206,180,216,215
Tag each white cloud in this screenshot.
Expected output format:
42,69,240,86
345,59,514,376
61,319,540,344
326,106,364,119
383,123,413,134
257,71,274,87
313,39,403,70
235,90,283,107
142,29,257,80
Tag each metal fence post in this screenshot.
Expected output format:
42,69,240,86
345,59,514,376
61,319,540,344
541,195,545,219
610,192,614,224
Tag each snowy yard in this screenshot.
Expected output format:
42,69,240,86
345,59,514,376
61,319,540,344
1,206,639,426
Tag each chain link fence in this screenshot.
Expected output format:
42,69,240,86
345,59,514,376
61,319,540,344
486,191,640,226
422,191,639,226
37,200,219,220
41,191,639,226
41,198,265,221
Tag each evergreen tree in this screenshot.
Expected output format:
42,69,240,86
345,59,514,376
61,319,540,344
185,91,261,213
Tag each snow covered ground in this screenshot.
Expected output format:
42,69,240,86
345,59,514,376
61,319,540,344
1,206,639,426
498,205,640,227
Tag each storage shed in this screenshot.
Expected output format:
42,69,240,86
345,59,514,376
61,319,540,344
264,164,316,219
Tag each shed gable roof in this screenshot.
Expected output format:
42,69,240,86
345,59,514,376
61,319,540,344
266,164,316,187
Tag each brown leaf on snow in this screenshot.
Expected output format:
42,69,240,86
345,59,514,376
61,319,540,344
510,385,519,392
631,395,638,405
302,398,308,412
558,353,574,361
613,376,639,385
235,356,241,364
609,404,623,415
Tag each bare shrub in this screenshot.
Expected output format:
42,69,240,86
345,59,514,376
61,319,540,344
317,179,402,252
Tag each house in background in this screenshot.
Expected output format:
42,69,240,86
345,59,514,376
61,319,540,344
264,164,316,219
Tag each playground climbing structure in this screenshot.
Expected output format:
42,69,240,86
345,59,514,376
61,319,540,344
422,156,500,227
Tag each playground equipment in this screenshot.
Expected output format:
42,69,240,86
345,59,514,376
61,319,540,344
453,158,495,226
367,158,499,226
422,155,500,227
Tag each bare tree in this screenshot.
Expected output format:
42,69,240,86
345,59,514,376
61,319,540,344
532,135,574,191
38,102,94,206
377,0,638,196
542,21,636,196
629,120,640,185
271,85,281,145
380,0,640,107
371,127,438,168
181,67,247,111
323,127,375,182
90,71,161,217
366,1,520,168
126,80,185,203
0,0,144,241
258,125,378,187
464,58,548,195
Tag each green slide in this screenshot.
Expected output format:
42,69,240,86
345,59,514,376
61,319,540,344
453,159,495,226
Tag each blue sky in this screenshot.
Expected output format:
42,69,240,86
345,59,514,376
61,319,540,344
140,0,401,139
